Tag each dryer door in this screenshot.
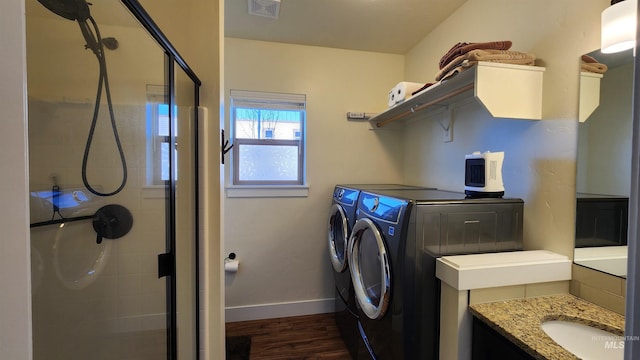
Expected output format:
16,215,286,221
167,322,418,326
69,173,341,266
328,203,349,273
348,217,391,320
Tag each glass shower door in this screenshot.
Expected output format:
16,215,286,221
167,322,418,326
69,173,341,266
26,0,200,359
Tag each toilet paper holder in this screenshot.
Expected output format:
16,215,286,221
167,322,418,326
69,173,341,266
224,252,239,273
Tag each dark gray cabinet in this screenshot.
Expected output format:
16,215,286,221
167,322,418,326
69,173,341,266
471,317,535,360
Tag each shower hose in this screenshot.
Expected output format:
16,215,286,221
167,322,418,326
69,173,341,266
81,16,127,197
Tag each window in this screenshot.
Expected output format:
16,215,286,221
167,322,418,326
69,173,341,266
146,85,176,185
231,90,306,186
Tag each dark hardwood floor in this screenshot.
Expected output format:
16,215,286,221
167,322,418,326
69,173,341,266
225,312,352,359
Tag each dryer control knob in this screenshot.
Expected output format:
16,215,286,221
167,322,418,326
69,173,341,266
371,197,380,212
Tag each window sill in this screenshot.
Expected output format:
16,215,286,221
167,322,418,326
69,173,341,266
225,185,309,198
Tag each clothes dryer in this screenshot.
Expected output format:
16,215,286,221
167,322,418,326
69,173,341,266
348,189,523,359
328,184,432,358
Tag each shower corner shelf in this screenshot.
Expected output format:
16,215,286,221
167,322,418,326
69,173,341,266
369,62,546,129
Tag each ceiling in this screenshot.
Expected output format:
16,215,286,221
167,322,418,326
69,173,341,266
26,0,468,55
225,0,469,54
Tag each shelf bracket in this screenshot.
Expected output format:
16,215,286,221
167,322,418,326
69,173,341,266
438,106,454,143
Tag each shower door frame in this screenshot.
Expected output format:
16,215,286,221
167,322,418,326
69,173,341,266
120,1,202,359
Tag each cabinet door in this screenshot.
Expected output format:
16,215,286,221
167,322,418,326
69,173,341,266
472,317,534,360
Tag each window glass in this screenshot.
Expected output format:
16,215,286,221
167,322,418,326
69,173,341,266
146,88,177,184
231,90,306,185
238,143,299,182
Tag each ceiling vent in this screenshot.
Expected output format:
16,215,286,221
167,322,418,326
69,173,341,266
248,0,281,19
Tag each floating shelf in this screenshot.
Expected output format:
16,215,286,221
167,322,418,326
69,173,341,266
369,62,546,128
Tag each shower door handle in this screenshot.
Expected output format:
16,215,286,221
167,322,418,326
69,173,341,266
158,252,175,278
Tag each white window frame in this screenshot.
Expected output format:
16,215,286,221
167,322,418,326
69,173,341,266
229,90,307,191
145,85,176,188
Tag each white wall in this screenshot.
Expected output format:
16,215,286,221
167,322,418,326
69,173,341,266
26,17,164,104
0,0,33,359
402,0,610,257
222,0,615,320
223,38,406,318
578,62,633,196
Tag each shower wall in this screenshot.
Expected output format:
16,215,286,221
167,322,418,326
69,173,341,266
29,104,168,359
27,4,171,359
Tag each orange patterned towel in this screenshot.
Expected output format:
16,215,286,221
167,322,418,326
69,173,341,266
439,41,512,69
435,50,536,81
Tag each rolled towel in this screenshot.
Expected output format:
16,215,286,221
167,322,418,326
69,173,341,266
388,82,424,106
439,40,512,69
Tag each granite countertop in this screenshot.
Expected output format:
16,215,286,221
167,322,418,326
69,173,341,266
469,294,625,360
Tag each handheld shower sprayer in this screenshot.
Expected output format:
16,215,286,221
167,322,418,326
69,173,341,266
37,0,127,197
37,0,89,21
37,0,98,54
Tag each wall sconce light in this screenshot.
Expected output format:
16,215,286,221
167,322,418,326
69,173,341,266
601,0,637,53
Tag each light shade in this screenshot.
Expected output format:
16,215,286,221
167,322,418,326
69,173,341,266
601,0,637,54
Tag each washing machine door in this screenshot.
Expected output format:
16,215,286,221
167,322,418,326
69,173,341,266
348,217,391,320
328,203,349,273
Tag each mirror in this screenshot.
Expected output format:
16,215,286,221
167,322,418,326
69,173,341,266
575,48,634,278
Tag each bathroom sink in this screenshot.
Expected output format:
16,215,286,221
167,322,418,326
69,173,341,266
540,320,623,359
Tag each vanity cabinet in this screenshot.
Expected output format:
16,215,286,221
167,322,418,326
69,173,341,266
369,62,545,129
472,317,535,360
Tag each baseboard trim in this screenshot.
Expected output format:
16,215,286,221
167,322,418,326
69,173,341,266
225,298,335,323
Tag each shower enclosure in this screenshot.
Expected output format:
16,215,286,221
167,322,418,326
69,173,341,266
26,0,200,358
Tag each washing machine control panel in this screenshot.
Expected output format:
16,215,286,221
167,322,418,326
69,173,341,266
358,192,408,224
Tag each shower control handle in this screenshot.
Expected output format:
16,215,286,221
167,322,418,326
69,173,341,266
92,204,133,245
